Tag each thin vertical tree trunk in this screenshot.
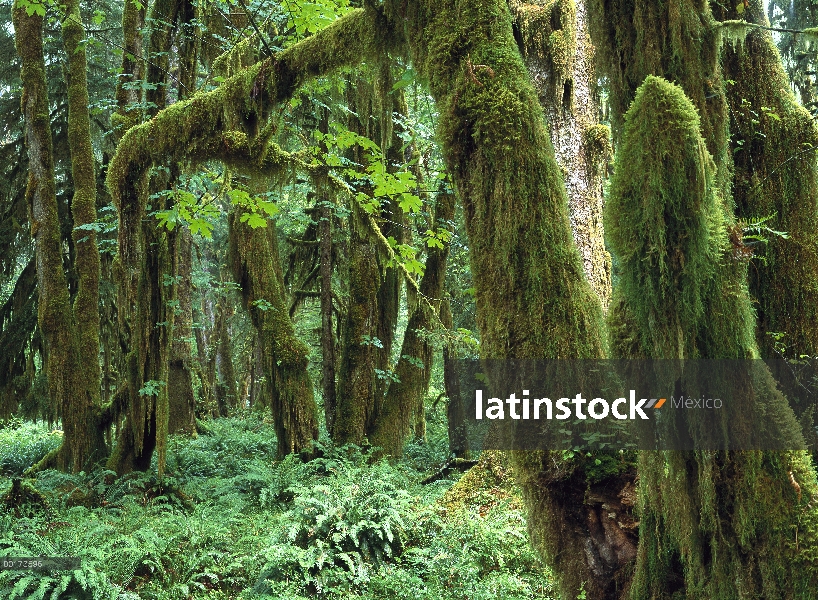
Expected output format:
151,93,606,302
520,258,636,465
229,210,319,457
14,0,107,472
319,197,337,435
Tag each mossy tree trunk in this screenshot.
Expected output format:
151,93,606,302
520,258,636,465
606,72,818,600
334,201,384,445
713,0,818,359
319,196,337,434
109,0,190,476
510,0,612,307
370,191,455,457
441,298,469,459
167,2,200,434
168,228,196,433
384,0,617,596
214,297,238,415
13,0,107,472
228,210,319,458
333,72,405,446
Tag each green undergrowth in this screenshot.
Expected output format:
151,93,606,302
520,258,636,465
0,412,554,599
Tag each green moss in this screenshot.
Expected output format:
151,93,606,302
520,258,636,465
583,123,611,167
509,0,577,102
607,75,818,598
606,76,718,358
715,2,818,359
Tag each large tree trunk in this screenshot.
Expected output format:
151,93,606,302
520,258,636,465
168,228,197,433
229,210,319,457
511,0,612,308
14,0,107,473
714,0,818,360
109,0,188,476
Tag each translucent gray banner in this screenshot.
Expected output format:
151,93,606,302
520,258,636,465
452,360,818,451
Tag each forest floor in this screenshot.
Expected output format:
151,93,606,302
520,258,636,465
0,408,555,599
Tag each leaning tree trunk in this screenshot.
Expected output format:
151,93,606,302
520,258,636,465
14,0,107,473
229,209,319,458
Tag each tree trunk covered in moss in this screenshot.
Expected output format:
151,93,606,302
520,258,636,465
319,198,337,434
112,0,146,134
607,73,818,600
229,210,319,457
370,191,455,457
13,0,107,472
167,3,200,434
441,299,469,459
713,0,818,359
383,0,613,597
333,72,404,446
109,0,192,476
168,228,196,433
510,0,612,307
214,297,237,415
334,202,383,445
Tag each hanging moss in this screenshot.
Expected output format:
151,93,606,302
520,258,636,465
589,0,728,173
607,75,818,599
712,0,818,360
605,76,718,358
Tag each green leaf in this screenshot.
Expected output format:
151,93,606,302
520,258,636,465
398,193,422,214
240,212,268,229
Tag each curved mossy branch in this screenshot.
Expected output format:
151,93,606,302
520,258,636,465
608,75,818,599
106,7,387,471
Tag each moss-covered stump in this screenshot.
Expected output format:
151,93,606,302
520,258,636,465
2,478,52,519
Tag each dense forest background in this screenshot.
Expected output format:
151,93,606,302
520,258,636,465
4,0,818,598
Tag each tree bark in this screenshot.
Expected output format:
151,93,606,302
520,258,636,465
229,210,319,457
319,197,337,435
14,0,107,472
510,0,612,308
